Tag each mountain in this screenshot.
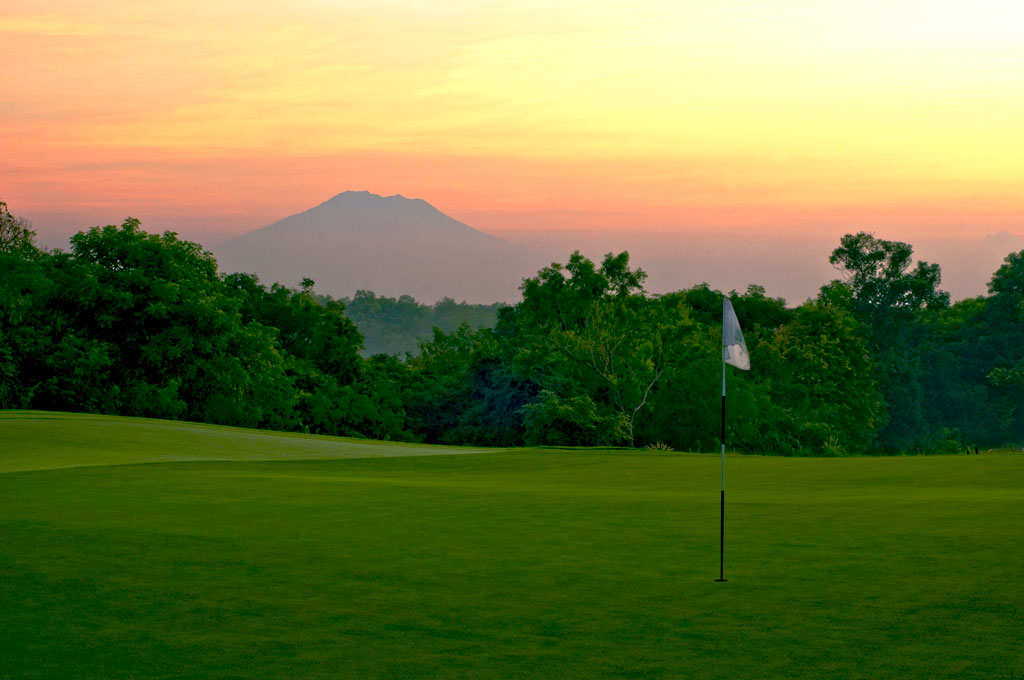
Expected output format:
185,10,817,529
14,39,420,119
215,191,536,303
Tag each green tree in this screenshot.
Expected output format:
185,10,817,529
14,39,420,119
405,324,490,444
823,232,949,450
0,241,124,413
762,300,882,455
66,220,298,426
224,272,367,435
826,232,949,322
0,200,38,256
983,250,1024,442
350,353,418,441
510,252,692,446
522,390,627,446
630,321,721,452
635,285,791,453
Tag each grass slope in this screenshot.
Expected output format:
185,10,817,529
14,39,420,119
1,412,1022,679
0,411,492,473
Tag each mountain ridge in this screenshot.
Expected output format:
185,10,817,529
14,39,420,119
214,191,535,304
233,191,504,239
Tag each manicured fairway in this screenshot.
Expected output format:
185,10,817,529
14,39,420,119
0,411,493,473
2,413,1022,679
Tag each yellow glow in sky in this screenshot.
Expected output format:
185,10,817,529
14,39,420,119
2,0,1023,241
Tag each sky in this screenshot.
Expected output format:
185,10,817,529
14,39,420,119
3,0,1022,300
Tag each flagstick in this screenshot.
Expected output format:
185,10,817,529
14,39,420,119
719,296,748,582
717,360,727,582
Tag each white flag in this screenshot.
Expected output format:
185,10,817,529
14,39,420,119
722,297,750,370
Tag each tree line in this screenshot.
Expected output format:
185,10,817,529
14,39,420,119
2,200,1021,454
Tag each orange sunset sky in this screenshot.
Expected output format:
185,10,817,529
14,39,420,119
2,0,1022,298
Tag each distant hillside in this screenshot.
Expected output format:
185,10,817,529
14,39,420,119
215,191,536,303
337,290,502,357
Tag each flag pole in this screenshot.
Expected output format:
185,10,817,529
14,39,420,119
717,360,727,582
719,296,747,582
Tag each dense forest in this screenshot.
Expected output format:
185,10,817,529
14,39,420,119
2,199,1022,454
337,291,501,357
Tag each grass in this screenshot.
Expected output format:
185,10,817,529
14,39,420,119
0,411,493,473
1,412,1022,679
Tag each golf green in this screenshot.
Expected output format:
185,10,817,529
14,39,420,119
2,412,1021,678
